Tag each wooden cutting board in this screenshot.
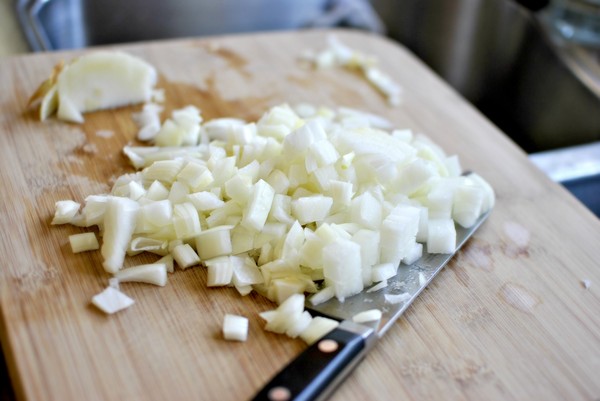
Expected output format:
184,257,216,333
1,29,599,401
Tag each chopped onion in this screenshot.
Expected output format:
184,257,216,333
291,195,333,225
128,237,168,256
69,232,99,253
50,98,494,343
260,294,339,344
260,293,306,334
172,202,201,239
101,197,139,273
384,292,411,304
156,254,175,273
241,179,275,232
427,219,457,254
171,243,200,270
402,243,423,265
195,225,233,260
371,263,397,283
133,103,163,141
155,106,202,147
323,239,363,301
418,272,427,287
352,309,382,324
222,314,249,341
114,263,167,286
52,200,80,225
231,256,264,287
143,159,185,185
205,256,234,287
91,286,134,314
299,316,340,345
304,35,402,106
366,280,388,293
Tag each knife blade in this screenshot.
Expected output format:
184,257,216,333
252,208,491,401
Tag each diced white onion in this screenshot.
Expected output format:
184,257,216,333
156,254,175,273
371,263,397,283
101,197,139,273
402,243,423,265
128,237,167,256
366,280,388,293
134,103,163,141
171,244,200,269
222,314,249,341
91,286,134,314
50,98,495,343
299,316,340,345
418,272,427,287
427,219,457,254
241,179,275,232
205,256,234,287
352,309,382,324
231,256,264,287
114,263,167,286
195,226,233,260
384,292,411,304
69,232,99,253
52,200,80,225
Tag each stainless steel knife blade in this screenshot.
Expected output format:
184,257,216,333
253,208,491,401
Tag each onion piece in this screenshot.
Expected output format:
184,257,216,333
173,203,201,239
91,286,134,314
231,256,264,287
69,232,99,253
195,225,234,260
304,35,402,106
427,219,457,254
53,51,157,123
384,292,411,304
222,314,249,342
101,197,140,274
371,263,397,283
205,256,234,287
171,244,200,270
286,310,312,338
114,263,167,286
366,280,388,293
299,317,340,345
323,239,363,301
401,243,423,265
241,179,275,232
52,200,80,225
128,237,168,256
352,309,382,324
260,293,306,334
133,103,163,141
156,254,175,273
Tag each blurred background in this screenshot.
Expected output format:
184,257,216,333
1,0,598,216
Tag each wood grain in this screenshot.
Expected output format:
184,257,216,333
1,29,599,401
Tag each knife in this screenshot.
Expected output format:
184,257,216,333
252,208,491,401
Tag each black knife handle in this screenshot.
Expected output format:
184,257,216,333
252,321,375,401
